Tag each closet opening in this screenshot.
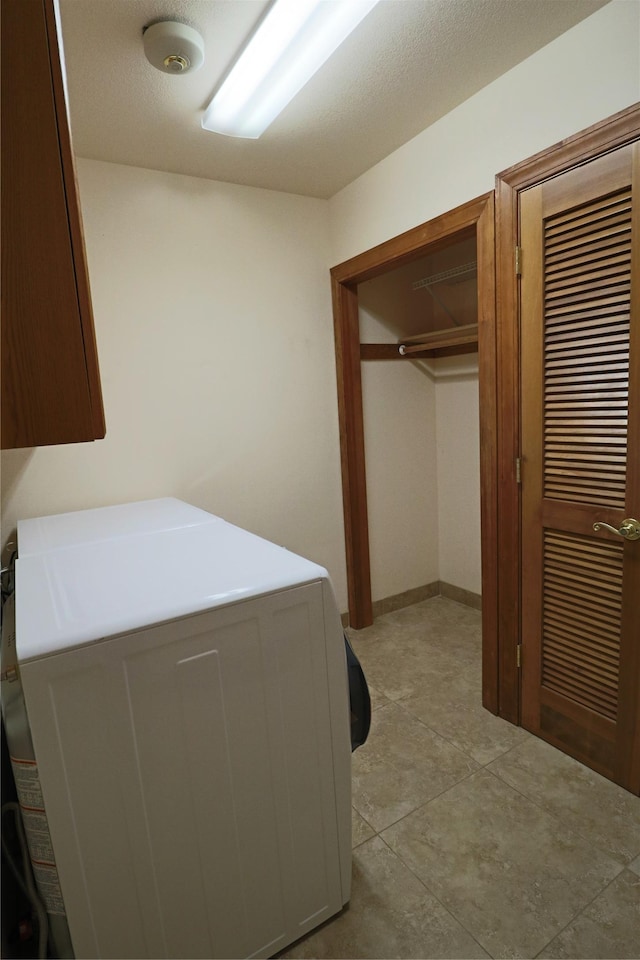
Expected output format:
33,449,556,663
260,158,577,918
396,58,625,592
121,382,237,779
331,192,499,713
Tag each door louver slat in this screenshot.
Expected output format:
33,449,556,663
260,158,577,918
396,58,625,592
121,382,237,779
542,530,623,721
543,220,631,257
545,275,630,302
543,624,621,671
546,371,628,387
546,318,630,340
546,307,630,327
546,251,630,281
542,188,630,507
544,190,630,227
545,353,629,371
545,389,627,401
544,615,621,658
546,333,629,355
544,581,621,612
545,208,632,235
545,293,630,319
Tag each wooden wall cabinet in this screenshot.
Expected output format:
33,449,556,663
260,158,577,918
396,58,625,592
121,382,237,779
1,0,106,450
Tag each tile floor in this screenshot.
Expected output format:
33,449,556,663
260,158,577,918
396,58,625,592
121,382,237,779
282,596,640,960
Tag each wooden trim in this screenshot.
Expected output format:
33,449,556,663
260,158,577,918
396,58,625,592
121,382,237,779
331,192,498,714
495,177,524,724
439,581,483,611
477,192,499,715
519,183,544,733
331,197,485,285
371,581,441,619
43,0,106,439
331,275,372,628
494,104,640,731
370,580,482,620
497,103,640,191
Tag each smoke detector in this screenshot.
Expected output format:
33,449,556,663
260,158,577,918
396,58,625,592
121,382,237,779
143,20,205,75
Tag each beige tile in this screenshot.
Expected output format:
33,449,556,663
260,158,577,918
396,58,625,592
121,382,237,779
382,769,622,960
538,870,640,959
488,736,640,864
348,636,450,702
281,836,490,959
401,672,529,765
338,598,638,960
384,596,482,644
348,615,480,703
366,683,390,712
349,596,481,648
352,701,478,832
346,612,401,640
351,807,375,848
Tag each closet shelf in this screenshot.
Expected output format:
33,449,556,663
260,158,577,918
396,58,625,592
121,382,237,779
412,261,478,328
398,322,478,355
412,260,477,290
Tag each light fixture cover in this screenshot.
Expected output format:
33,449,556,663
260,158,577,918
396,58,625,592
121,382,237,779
202,0,378,139
143,21,205,75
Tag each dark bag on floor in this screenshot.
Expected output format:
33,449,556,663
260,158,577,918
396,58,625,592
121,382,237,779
344,634,371,751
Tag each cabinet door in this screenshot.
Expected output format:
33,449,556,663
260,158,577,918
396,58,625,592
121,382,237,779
1,0,105,449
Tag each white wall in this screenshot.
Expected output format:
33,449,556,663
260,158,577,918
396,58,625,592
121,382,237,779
359,309,439,601
435,357,481,595
358,250,480,601
362,349,481,602
330,0,639,602
1,161,349,608
329,0,640,263
360,297,480,601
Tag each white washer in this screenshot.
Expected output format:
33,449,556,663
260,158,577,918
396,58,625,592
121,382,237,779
5,499,351,959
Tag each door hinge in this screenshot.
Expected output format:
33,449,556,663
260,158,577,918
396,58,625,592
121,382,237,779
516,644,522,669
515,246,522,276
516,457,522,484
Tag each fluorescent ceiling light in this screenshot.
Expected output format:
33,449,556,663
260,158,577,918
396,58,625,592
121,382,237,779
202,0,379,139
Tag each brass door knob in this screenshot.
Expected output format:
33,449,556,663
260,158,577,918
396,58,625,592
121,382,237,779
593,518,640,541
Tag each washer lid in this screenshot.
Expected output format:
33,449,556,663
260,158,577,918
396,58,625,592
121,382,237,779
17,497,219,556
16,514,328,663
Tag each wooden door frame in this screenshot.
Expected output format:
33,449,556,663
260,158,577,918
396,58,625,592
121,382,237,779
495,103,640,725
331,191,500,714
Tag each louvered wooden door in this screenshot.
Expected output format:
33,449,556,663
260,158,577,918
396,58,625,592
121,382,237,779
520,143,640,792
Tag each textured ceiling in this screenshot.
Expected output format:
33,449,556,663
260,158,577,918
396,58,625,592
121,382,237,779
59,0,609,199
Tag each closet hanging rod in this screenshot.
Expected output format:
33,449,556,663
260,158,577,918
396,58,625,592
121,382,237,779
412,260,477,290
